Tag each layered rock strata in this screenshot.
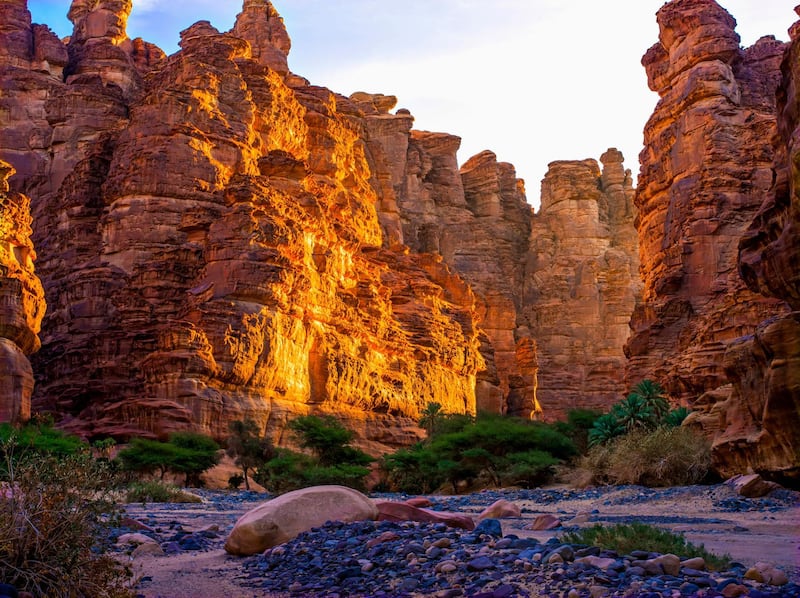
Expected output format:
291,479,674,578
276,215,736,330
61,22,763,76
701,7,800,483
0,160,45,423
626,0,790,401
0,0,483,449
527,149,640,419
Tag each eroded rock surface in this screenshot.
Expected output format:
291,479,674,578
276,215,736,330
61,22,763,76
527,149,640,419
630,0,799,482
702,7,800,484
626,0,790,400
0,160,45,422
0,0,483,449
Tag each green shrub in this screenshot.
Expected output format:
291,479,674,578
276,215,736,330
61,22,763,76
255,449,314,494
554,409,603,454
579,426,711,487
288,415,373,467
0,421,85,458
226,419,274,491
227,473,245,490
0,437,132,597
664,406,691,428
116,432,220,485
125,480,202,504
562,522,731,570
381,415,576,493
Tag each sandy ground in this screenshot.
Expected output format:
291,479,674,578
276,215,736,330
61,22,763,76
126,486,800,598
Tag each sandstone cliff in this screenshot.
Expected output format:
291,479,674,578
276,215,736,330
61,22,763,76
1,0,483,450
626,0,790,399
0,0,643,447
527,149,640,419
708,7,800,483
629,0,799,482
0,160,45,423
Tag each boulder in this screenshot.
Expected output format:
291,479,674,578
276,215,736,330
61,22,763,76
224,485,378,556
374,501,475,530
725,473,780,498
477,499,521,520
526,514,561,531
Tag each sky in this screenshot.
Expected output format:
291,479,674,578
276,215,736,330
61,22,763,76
27,0,795,209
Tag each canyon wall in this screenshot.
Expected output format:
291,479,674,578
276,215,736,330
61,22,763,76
0,160,45,423
627,0,789,398
709,7,800,483
527,150,640,419
0,0,485,450
630,0,799,481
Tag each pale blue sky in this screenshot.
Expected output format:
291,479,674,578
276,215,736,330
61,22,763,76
26,1,795,208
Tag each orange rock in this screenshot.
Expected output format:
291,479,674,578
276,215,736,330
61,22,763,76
477,499,521,520
527,514,561,531
626,0,797,479
374,501,475,530
0,160,45,423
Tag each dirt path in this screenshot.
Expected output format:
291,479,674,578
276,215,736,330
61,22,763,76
125,486,800,597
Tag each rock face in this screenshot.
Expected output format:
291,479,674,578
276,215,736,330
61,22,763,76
0,0,483,448
0,160,45,423
527,149,640,418
707,7,800,483
626,0,790,401
355,88,640,418
631,0,799,482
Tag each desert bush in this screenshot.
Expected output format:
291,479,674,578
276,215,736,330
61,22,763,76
562,522,731,570
579,426,711,487
0,436,133,597
254,416,374,494
553,409,603,454
288,415,373,467
116,432,220,485
382,415,576,493
226,419,274,491
124,480,202,504
0,421,84,458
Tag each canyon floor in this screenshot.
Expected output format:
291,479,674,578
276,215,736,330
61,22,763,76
125,485,800,598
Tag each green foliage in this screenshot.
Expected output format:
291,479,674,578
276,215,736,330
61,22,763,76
116,432,220,485
562,523,731,570
0,421,85,458
382,415,576,493
226,419,274,491
664,406,691,428
588,413,625,447
255,416,373,494
125,480,202,504
554,409,603,453
167,432,221,486
579,426,712,487
588,380,684,448
288,415,373,467
255,449,314,494
0,436,133,597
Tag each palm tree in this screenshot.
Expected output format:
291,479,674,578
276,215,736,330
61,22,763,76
588,413,625,447
419,402,443,439
630,379,669,422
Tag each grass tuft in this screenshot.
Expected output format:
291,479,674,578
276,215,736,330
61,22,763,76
562,522,731,570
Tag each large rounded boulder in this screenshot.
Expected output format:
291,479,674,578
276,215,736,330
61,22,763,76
224,485,378,556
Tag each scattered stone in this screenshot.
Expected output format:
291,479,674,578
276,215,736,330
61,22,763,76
116,532,158,546
376,500,475,530
473,518,503,538
527,514,561,530
566,511,591,526
745,562,790,585
725,474,781,498
405,497,434,508
681,557,706,571
477,499,521,520
574,556,617,570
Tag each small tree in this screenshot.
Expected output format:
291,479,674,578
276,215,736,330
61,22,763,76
288,415,371,467
117,438,182,480
168,432,221,486
226,419,274,491
116,432,220,485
